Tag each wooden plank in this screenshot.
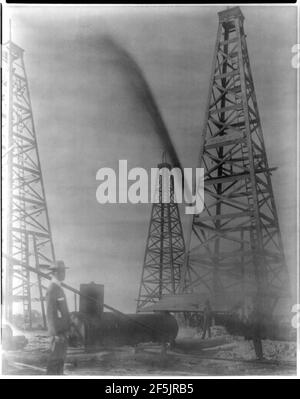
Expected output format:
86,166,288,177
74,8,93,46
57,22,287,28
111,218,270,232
11,227,50,238
205,132,245,149
13,72,26,81
214,69,239,80
13,195,44,207
205,172,250,185
141,289,257,313
13,132,35,145
224,154,263,163
12,163,40,176
228,190,269,197
210,103,242,115
13,101,31,113
219,37,238,46
11,361,46,373
199,211,252,222
214,82,241,94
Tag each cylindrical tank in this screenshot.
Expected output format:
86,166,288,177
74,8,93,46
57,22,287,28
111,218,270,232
69,311,178,348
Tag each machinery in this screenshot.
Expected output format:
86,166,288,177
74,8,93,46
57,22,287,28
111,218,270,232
69,283,179,348
142,293,295,342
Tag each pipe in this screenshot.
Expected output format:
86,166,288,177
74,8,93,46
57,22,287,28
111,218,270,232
69,311,178,348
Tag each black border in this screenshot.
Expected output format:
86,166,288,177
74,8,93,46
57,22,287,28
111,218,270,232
3,1,299,5
0,378,299,394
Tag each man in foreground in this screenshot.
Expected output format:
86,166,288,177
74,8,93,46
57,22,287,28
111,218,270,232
46,260,71,375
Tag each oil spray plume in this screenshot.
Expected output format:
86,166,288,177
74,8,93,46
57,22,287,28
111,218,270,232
99,36,182,170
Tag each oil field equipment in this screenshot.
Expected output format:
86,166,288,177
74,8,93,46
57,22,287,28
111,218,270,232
69,283,178,348
2,34,56,329
136,157,186,312
180,7,290,316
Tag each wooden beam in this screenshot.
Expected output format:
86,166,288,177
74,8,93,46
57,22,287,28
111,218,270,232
205,132,245,149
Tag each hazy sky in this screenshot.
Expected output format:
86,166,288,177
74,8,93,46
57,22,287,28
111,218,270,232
5,5,298,312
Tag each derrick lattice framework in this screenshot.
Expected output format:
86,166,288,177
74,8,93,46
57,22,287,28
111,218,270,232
136,162,186,312
180,7,290,311
2,39,56,329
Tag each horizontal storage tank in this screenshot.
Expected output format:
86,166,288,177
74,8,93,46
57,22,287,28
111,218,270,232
69,282,178,348
69,311,178,348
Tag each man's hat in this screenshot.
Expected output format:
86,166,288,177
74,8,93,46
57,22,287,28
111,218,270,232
48,260,69,271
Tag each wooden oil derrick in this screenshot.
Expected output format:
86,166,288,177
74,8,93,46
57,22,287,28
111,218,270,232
136,157,186,312
2,37,56,329
180,7,290,316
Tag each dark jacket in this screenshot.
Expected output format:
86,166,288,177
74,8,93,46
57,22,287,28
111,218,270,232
46,282,70,336
203,304,213,326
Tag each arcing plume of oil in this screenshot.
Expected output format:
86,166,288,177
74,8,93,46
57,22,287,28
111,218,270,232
99,36,182,170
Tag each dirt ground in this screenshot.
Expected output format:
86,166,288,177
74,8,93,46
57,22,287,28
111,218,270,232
2,328,297,376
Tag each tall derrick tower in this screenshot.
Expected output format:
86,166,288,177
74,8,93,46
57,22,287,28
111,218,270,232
2,36,56,329
180,7,290,313
136,158,186,312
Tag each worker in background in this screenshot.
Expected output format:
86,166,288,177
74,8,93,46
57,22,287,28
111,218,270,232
46,260,71,375
201,299,213,339
249,296,264,360
241,295,264,360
